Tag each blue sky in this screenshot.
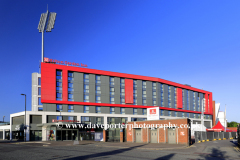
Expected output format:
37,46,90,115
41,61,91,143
0,0,239,123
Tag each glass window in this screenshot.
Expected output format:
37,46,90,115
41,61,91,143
121,88,125,93
56,105,63,112
84,84,89,90
68,116,74,121
182,113,185,117
38,97,42,105
110,107,115,114
142,99,146,105
168,111,172,117
68,83,73,88
84,95,89,102
84,106,89,113
96,117,102,124
68,105,74,112
38,107,43,111
143,109,147,115
57,82,62,87
160,110,164,116
57,116,62,120
110,77,114,82
96,86,101,91
57,71,62,76
142,81,146,86
38,77,41,85
96,75,100,80
96,106,101,113
84,74,89,79
120,108,125,114
38,87,41,95
134,99,137,105
175,112,177,117
133,80,137,84
56,93,62,98
133,108,137,115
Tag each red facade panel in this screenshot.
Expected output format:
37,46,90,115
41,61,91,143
41,64,56,101
205,94,209,113
125,79,133,104
177,88,182,109
209,93,213,114
62,69,68,101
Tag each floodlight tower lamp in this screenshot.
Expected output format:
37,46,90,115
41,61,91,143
37,9,57,62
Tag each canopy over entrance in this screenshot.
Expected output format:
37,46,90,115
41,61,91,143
206,121,232,132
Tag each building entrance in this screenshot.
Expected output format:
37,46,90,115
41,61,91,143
56,129,78,141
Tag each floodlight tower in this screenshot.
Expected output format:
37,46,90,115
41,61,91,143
37,9,57,62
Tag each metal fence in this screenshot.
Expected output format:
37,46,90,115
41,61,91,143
195,131,235,142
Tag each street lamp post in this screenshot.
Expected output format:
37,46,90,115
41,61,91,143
21,94,26,142
201,98,205,141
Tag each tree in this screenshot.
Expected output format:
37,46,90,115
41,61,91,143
227,121,238,127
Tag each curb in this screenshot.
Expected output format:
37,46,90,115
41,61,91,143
95,144,188,150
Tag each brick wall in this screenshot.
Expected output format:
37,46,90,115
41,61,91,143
127,118,189,145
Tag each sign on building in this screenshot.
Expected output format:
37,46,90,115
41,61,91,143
147,107,160,120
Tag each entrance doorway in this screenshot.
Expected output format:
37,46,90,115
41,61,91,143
150,130,157,143
135,129,142,143
56,129,78,141
168,128,176,144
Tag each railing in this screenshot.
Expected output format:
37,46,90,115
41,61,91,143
195,131,236,143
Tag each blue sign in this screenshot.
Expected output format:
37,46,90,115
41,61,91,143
95,132,103,141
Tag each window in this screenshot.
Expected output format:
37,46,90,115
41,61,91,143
143,109,147,115
133,81,137,105
57,116,62,120
56,70,62,100
84,95,89,102
142,81,146,88
134,99,137,105
110,97,115,104
160,110,164,116
110,78,115,103
110,77,114,85
81,117,90,124
68,116,74,121
168,86,171,108
56,105,63,112
168,111,172,117
186,113,189,118
84,106,89,113
96,106,101,113
161,84,164,106
133,108,137,115
142,99,146,105
182,113,185,117
68,72,74,101
110,107,115,114
120,78,125,87
96,117,102,124
175,112,177,117
38,77,41,85
38,107,43,111
38,87,41,95
68,105,74,112
96,75,101,84
96,96,101,103
120,108,125,114
84,74,89,82
38,97,42,105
